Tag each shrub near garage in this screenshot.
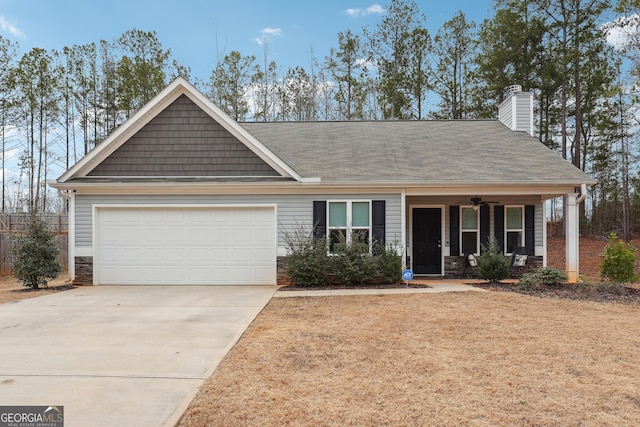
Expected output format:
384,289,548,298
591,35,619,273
283,225,328,287
284,226,402,286
11,214,62,289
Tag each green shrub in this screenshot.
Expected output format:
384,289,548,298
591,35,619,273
518,267,567,289
518,272,539,290
284,226,402,286
11,214,62,289
534,267,567,286
599,233,638,284
284,225,328,286
374,241,402,284
330,233,376,286
475,237,510,282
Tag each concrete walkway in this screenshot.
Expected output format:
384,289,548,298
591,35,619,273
274,280,488,298
0,285,275,427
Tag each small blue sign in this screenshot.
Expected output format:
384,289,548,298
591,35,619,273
402,269,413,281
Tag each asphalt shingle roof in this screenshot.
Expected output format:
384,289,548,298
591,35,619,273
242,120,592,185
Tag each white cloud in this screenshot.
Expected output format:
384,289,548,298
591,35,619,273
255,27,283,45
0,16,25,38
261,27,282,37
4,147,20,162
344,4,386,18
356,58,376,71
603,14,640,51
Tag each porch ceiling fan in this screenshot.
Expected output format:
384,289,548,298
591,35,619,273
455,197,500,210
470,197,499,207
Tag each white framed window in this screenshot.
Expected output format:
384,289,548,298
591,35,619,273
328,201,371,253
460,206,479,255
505,205,524,254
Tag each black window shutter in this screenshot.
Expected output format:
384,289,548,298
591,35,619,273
480,205,490,253
494,205,505,253
525,205,535,256
450,206,460,256
372,200,386,244
312,201,326,240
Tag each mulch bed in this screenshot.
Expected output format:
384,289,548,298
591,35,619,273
278,282,431,291
474,281,640,305
10,284,77,294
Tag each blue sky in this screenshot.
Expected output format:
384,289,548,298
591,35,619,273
0,0,494,81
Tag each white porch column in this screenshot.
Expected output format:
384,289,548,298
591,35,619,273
400,189,407,265
565,193,579,283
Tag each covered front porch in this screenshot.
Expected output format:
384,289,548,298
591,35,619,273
401,188,584,283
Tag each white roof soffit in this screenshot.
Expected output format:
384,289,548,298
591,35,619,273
57,76,303,183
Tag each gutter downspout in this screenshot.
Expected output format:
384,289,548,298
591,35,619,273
576,183,587,204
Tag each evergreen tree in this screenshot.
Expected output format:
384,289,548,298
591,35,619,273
325,30,368,120
116,29,171,118
430,11,478,119
11,215,62,289
209,50,260,121
0,36,19,212
365,0,426,119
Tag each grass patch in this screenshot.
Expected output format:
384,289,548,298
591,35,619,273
178,292,640,426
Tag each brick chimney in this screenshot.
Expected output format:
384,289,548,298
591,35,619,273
498,85,534,137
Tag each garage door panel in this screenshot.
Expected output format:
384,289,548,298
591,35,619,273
255,248,274,262
142,228,164,242
166,269,185,282
210,247,230,261
96,206,276,285
233,229,252,243
167,228,184,244
187,268,209,282
211,229,229,242
167,248,185,261
121,230,141,243
145,248,166,262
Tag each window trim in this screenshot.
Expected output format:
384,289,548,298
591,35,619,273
327,200,372,253
505,205,525,255
460,206,480,255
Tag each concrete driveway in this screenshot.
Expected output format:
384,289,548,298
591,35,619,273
0,285,275,427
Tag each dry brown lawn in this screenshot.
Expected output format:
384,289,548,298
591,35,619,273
0,274,72,304
178,292,640,426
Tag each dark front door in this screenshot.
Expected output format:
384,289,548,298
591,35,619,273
413,208,442,274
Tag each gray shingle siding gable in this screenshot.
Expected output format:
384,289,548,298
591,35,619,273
88,95,279,177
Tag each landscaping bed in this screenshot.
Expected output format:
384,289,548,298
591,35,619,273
474,281,640,305
279,282,430,291
0,275,74,304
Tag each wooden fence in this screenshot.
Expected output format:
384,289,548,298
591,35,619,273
0,213,68,275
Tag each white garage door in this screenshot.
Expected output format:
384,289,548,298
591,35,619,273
95,206,276,285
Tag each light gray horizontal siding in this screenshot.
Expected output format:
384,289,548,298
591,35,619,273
515,95,531,133
498,98,512,129
75,193,402,249
535,203,543,247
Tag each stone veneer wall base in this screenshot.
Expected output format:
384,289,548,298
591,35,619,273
74,256,94,285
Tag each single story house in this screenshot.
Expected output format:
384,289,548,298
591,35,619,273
50,77,593,286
